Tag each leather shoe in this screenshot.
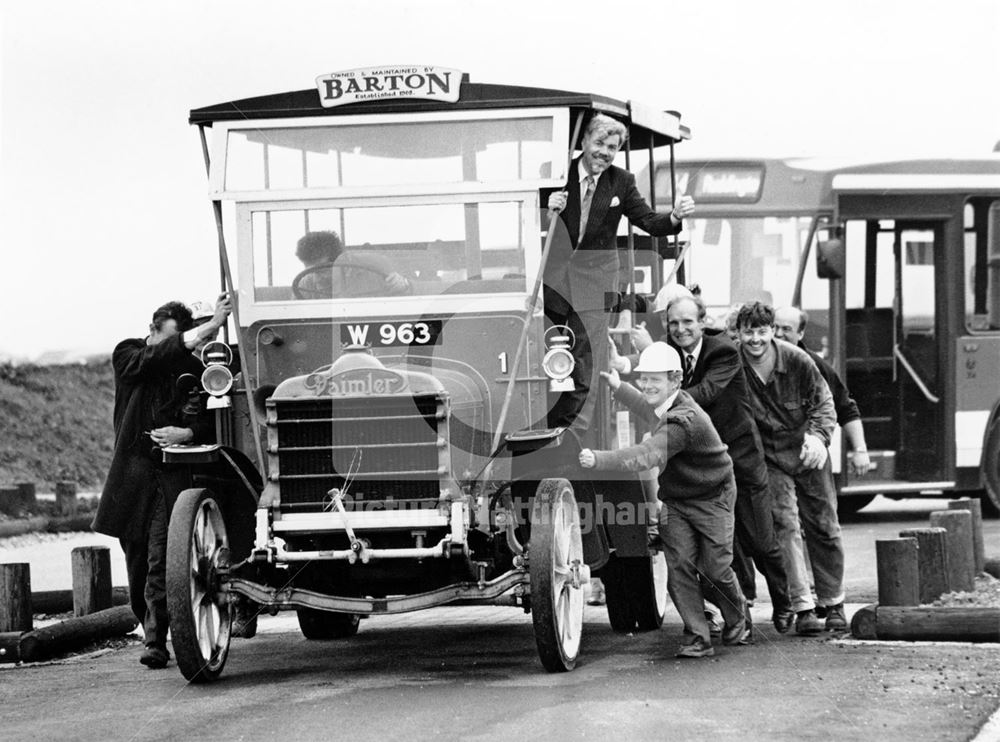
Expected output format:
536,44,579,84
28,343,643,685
772,609,794,634
675,637,715,658
139,645,169,669
824,603,848,632
795,609,823,636
722,618,752,646
704,610,722,638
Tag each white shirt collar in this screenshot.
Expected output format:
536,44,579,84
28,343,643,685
578,159,603,186
685,338,703,365
654,390,680,419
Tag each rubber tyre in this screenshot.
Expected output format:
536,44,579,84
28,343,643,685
529,478,585,672
836,494,877,521
981,422,1000,517
601,554,636,632
630,551,669,631
296,609,361,640
166,488,232,683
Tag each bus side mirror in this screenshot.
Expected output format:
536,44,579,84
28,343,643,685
816,238,845,279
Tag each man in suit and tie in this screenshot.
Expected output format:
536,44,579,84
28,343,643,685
543,113,695,435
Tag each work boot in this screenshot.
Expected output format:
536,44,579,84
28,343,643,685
675,636,715,658
704,609,723,638
795,609,823,636
722,617,752,646
824,603,848,632
139,644,169,669
232,599,259,639
772,609,794,634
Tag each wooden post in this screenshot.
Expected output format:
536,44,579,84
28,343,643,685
55,481,78,516
0,488,19,516
869,605,1000,642
929,510,976,593
0,563,33,632
876,538,919,606
71,547,112,617
16,482,37,513
899,527,950,603
948,498,985,574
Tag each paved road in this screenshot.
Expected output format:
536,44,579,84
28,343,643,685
1,496,998,741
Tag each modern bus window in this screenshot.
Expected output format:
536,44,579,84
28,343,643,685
250,201,529,303
683,216,829,333
224,116,560,192
963,198,1000,331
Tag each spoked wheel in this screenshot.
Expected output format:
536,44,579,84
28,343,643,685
296,609,361,640
633,550,669,631
529,478,586,672
602,551,669,632
166,488,232,682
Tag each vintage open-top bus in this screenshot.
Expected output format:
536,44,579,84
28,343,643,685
162,67,690,680
641,156,1000,517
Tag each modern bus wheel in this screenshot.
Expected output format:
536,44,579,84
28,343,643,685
166,488,232,683
529,478,585,672
296,609,361,640
982,422,1000,517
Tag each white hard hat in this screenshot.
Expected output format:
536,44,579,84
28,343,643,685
187,300,214,324
634,342,682,373
652,282,694,312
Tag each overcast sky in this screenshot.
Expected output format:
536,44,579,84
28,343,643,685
2,0,998,358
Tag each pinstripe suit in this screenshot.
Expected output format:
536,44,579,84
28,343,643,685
544,159,681,431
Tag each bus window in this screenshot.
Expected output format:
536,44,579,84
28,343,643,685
963,198,1000,331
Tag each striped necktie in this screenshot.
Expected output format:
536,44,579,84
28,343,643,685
683,353,695,386
579,175,595,241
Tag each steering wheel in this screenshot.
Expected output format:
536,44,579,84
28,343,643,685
292,259,393,300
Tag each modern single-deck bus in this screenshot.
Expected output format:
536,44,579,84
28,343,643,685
640,156,1000,517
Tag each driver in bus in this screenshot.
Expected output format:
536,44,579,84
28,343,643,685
294,230,412,298
543,113,694,438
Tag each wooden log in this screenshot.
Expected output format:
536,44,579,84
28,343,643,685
986,557,1000,580
18,605,139,662
872,605,1000,642
948,498,985,574
876,538,920,606
0,631,22,663
0,516,49,539
55,481,77,516
31,586,130,615
899,527,950,603
930,510,976,593
71,546,112,617
0,563,32,632
850,603,878,639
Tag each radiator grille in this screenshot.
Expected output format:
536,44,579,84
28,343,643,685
271,395,443,509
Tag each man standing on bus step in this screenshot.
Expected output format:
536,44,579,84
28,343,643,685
543,113,695,440
774,305,871,630
579,343,749,658
93,293,232,669
735,302,841,636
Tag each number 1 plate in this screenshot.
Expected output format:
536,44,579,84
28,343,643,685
340,320,443,348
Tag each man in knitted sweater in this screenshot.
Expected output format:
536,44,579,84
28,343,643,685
579,342,748,658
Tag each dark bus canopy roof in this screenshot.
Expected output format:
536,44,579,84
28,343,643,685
189,75,690,148
654,156,1000,216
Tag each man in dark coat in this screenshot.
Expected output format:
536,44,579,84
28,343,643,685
543,113,694,436
93,294,232,667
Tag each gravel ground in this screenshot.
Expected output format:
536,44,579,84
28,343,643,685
934,574,1000,608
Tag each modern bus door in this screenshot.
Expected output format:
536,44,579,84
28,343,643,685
841,213,949,486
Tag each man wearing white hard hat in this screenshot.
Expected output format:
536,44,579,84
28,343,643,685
579,342,748,658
